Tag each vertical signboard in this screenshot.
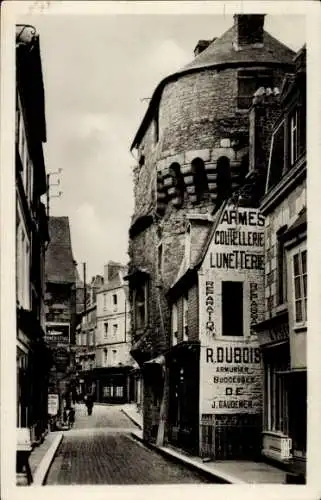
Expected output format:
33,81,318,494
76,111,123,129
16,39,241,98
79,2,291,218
199,206,265,416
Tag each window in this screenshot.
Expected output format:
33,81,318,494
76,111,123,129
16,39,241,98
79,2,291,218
172,303,178,346
103,348,108,366
222,281,243,336
183,293,189,340
265,360,289,434
113,324,118,337
135,284,147,329
290,109,298,166
104,322,108,337
217,156,231,202
112,349,117,363
103,293,107,310
112,293,117,310
276,226,288,305
116,386,123,398
191,158,208,198
293,250,307,323
157,242,163,277
237,70,273,109
266,121,285,191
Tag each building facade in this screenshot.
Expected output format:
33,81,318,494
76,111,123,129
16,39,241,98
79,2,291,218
166,205,266,458
254,47,306,479
16,24,51,445
44,216,77,417
127,15,296,454
93,262,136,403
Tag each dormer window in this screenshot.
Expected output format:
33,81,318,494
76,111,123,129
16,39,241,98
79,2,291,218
237,70,273,109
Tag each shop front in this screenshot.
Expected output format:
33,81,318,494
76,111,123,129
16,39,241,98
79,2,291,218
168,342,200,455
94,367,131,404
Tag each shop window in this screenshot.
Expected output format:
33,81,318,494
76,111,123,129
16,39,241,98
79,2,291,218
216,156,232,202
293,249,307,324
191,158,208,198
183,293,189,340
134,283,147,329
237,70,273,109
222,281,243,336
116,386,123,398
276,226,288,305
172,302,178,346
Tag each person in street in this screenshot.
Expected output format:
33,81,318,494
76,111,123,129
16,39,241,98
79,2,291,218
85,394,94,415
68,406,75,427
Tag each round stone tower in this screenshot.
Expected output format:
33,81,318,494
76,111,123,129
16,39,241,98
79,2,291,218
127,15,295,442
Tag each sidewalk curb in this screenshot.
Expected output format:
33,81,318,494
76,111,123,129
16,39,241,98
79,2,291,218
32,432,63,486
130,431,245,484
121,408,143,429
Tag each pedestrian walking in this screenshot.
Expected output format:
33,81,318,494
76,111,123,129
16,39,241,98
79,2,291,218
85,394,94,416
68,406,75,427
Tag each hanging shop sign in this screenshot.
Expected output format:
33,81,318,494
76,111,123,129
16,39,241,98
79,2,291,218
45,322,70,345
52,347,70,372
48,393,59,416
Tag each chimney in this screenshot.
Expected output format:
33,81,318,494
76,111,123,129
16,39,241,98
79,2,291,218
104,261,123,284
194,39,216,57
233,14,265,49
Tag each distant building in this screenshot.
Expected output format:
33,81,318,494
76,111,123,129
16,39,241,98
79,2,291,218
16,24,50,446
254,47,306,480
92,262,136,403
44,216,77,412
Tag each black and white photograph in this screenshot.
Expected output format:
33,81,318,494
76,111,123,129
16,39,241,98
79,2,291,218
1,1,320,498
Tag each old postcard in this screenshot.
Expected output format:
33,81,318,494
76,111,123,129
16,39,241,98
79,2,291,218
1,1,320,500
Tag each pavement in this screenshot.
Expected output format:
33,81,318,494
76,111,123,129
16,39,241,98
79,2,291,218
121,404,288,484
26,402,288,486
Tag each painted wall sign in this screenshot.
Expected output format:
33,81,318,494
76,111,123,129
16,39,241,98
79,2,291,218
200,341,263,414
199,206,265,416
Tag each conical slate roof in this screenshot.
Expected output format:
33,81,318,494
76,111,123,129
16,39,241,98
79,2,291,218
131,20,295,150
183,26,295,71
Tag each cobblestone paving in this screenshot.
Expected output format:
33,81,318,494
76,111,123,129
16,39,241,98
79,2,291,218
45,404,211,485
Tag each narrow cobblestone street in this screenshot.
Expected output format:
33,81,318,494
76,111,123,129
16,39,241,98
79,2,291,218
45,404,211,485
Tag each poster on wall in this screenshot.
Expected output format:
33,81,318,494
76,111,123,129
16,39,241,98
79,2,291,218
199,206,265,415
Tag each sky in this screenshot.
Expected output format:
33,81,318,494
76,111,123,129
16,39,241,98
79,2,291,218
17,8,306,280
